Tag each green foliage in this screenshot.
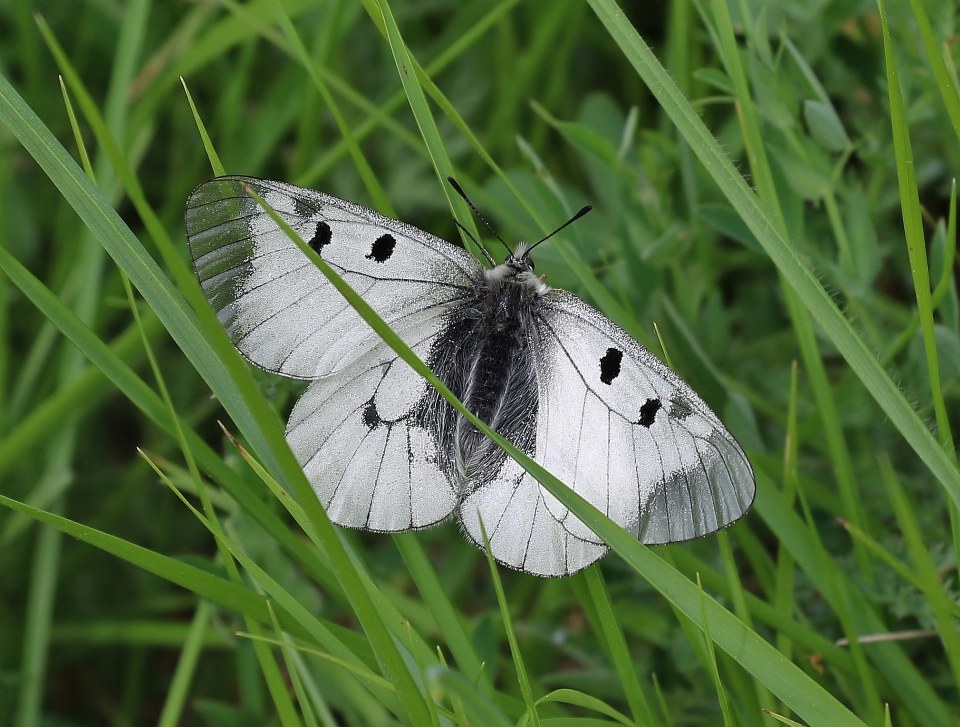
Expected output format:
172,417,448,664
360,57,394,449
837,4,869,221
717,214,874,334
0,0,958,725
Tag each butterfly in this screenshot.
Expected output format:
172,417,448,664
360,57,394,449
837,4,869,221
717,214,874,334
185,176,755,576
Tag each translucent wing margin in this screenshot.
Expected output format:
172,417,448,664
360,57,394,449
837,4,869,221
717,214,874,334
185,176,483,379
528,291,755,548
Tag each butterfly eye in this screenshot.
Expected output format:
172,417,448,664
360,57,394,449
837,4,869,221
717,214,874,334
527,256,536,272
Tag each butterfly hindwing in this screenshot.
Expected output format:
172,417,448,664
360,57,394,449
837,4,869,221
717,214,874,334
528,291,755,547
185,176,483,380
286,339,459,531
459,460,609,577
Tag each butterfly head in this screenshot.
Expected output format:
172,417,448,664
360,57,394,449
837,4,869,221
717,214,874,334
499,204,592,278
485,245,549,296
509,242,535,270
446,177,591,281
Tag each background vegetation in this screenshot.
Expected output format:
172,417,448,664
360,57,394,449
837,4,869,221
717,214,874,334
1,0,958,724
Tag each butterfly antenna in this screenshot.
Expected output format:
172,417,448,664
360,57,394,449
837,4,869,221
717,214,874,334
454,219,496,266
525,205,593,254
447,177,512,257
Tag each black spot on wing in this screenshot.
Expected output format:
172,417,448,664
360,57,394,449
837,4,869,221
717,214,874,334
637,397,661,427
362,399,383,429
599,347,622,385
309,221,332,253
294,196,321,218
669,395,693,420
365,233,396,263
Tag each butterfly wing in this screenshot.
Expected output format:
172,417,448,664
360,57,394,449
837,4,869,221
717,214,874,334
536,291,754,545
286,338,460,531
460,290,754,576
459,460,609,576
185,176,483,379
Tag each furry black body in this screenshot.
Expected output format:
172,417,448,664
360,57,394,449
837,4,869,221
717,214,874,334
422,258,545,492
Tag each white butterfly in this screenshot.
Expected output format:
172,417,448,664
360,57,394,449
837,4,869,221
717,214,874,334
185,176,755,576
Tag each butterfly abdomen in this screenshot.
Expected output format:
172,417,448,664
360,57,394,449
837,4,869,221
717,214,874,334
423,277,540,492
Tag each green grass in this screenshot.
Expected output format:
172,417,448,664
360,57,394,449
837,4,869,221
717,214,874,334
1,0,958,725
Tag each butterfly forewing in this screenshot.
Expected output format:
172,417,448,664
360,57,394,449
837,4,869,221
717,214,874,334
185,177,482,379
